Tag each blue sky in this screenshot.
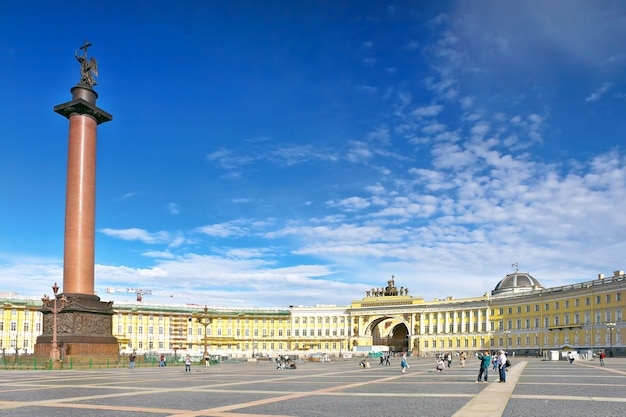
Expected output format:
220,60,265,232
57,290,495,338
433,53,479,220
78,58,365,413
1,0,625,308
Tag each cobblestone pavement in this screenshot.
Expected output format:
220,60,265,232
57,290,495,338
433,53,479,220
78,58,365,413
0,356,625,417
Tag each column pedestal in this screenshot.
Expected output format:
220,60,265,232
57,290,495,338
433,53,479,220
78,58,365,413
35,294,119,357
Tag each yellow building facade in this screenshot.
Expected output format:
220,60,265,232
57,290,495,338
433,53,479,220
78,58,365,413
1,270,624,359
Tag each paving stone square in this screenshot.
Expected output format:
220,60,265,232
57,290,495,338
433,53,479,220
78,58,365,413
1,357,625,417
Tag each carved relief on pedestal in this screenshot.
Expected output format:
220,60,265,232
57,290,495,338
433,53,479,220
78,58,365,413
41,310,113,337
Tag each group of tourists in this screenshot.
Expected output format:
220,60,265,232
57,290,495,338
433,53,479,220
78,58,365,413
474,350,510,383
276,355,297,369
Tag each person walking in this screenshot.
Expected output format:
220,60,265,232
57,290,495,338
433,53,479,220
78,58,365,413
599,351,606,366
436,357,445,373
185,355,191,372
476,350,491,383
400,354,408,373
159,354,165,367
459,351,467,368
129,352,136,369
497,350,507,383
567,351,575,365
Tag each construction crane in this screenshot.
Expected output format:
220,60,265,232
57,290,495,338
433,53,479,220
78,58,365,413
106,288,153,302
105,287,244,304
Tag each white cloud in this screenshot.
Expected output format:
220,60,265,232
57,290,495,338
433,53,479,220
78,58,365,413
100,228,171,244
411,104,444,117
167,202,179,215
195,222,246,238
585,82,613,102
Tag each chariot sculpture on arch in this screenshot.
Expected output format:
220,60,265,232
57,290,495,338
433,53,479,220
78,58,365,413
75,39,98,87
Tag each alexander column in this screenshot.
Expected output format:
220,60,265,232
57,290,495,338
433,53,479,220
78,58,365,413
36,41,118,358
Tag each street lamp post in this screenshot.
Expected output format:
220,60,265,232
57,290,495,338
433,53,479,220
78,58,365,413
13,334,19,364
41,282,67,361
193,306,212,363
606,322,616,357
503,330,511,352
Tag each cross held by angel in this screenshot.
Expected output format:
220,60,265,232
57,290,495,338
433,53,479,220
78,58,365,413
75,40,98,87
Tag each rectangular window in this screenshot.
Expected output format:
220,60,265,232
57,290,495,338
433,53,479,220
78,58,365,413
555,302,559,310
302,329,307,336
606,294,611,303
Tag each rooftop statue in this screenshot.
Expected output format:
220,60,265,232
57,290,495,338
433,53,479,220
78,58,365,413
75,40,98,87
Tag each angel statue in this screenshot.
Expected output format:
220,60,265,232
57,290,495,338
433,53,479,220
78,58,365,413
75,40,98,87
